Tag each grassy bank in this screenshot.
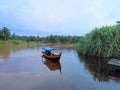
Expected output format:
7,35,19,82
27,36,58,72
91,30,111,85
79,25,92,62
76,25,120,59
0,40,76,48
0,40,39,47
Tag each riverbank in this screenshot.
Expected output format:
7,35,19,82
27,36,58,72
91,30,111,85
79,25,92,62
0,40,76,48
0,40,39,48
40,42,75,48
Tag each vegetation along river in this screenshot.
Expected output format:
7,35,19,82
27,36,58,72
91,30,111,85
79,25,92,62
0,45,120,90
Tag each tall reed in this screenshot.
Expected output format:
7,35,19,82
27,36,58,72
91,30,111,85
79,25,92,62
76,25,120,58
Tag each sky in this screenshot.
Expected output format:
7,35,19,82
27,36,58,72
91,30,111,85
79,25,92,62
0,0,120,36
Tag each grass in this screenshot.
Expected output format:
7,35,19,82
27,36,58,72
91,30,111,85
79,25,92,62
0,40,39,47
76,25,120,59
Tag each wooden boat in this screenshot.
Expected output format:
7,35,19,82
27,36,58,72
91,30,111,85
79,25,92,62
41,47,62,61
42,52,62,61
107,58,120,67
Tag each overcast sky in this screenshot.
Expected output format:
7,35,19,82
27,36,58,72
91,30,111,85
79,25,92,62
0,0,120,36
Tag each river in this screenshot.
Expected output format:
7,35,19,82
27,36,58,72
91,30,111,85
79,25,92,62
0,45,120,90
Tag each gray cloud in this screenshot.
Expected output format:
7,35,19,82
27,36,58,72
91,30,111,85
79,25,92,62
0,0,120,36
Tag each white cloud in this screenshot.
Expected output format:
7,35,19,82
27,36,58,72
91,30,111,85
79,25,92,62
14,0,93,32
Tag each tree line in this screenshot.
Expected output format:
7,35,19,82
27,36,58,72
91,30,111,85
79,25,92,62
76,24,120,59
0,27,81,44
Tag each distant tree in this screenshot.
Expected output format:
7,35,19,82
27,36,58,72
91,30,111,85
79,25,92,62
1,27,11,40
0,30,2,40
0,26,81,44
12,33,17,39
116,21,120,24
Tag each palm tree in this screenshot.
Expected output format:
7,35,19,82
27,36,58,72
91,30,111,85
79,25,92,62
1,27,11,41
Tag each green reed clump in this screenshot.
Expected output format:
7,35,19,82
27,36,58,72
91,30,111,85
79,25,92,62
76,25,120,58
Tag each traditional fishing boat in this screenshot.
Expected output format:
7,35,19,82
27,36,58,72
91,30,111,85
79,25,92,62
41,47,62,61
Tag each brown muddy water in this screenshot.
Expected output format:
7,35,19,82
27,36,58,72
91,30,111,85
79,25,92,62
0,45,120,90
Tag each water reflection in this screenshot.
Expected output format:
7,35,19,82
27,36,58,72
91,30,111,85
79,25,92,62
0,47,120,90
78,55,120,83
108,69,120,82
43,59,62,74
0,45,40,61
0,45,11,60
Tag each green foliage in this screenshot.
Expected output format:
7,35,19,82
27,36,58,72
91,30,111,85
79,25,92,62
0,27,11,41
77,25,120,58
0,27,81,45
42,35,81,44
